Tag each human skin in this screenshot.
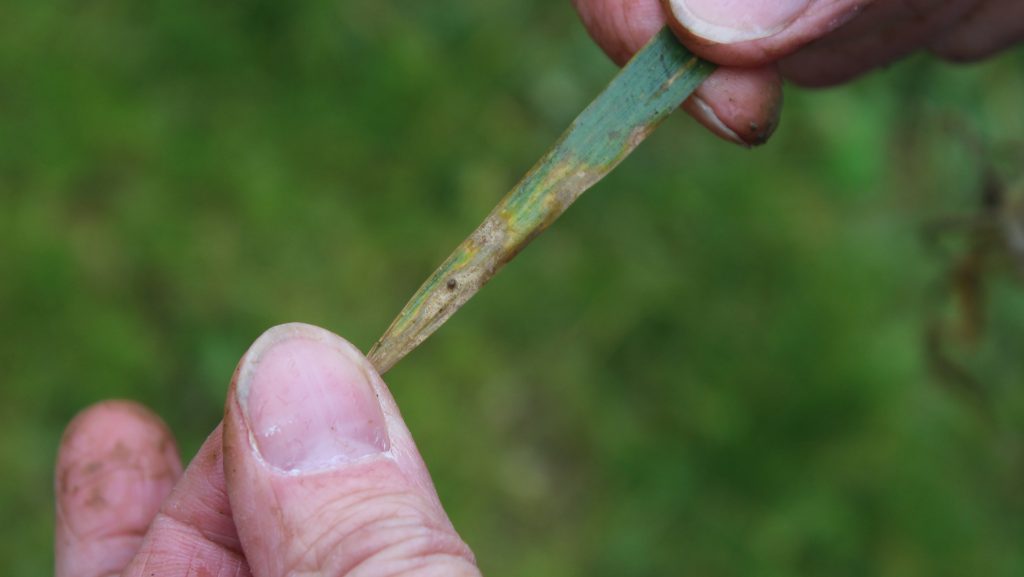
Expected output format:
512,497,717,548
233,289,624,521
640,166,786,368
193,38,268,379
572,0,1024,145
54,323,480,577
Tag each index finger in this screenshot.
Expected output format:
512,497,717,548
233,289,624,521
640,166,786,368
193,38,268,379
122,425,251,577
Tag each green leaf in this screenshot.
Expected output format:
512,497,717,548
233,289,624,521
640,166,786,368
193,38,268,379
368,28,714,373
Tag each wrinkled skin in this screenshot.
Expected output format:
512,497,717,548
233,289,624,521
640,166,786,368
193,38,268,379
55,324,479,577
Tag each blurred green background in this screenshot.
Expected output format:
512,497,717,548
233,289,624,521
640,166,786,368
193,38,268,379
2,1,1024,575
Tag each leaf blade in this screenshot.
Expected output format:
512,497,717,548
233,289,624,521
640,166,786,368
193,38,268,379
368,28,714,374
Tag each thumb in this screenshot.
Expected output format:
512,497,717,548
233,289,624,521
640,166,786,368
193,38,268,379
662,0,871,66
665,0,812,45
223,323,479,577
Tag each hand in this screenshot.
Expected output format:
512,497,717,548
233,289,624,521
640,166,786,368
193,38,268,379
573,0,1024,146
54,323,480,577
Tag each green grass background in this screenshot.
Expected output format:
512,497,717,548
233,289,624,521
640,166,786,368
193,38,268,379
2,1,1024,575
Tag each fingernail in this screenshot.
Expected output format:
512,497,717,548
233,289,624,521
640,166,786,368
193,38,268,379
688,96,747,146
666,0,811,44
237,324,390,473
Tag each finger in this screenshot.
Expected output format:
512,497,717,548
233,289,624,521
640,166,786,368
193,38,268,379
573,0,784,146
122,425,251,577
223,323,479,577
573,0,866,67
683,65,784,146
930,0,1024,62
779,0,980,87
662,0,874,66
572,0,667,66
55,401,182,577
